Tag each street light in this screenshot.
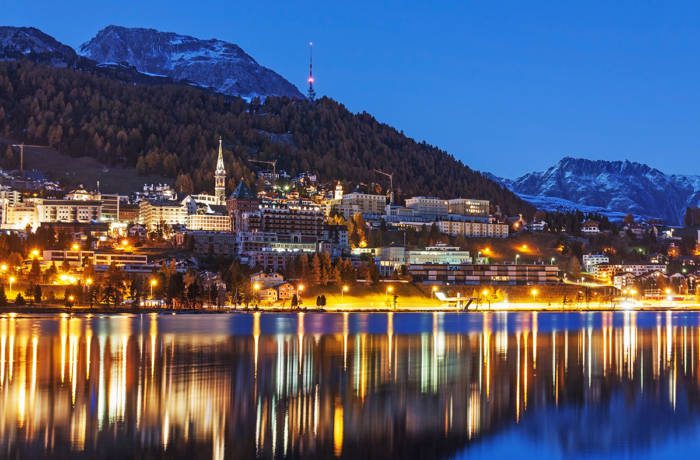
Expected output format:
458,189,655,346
8,275,16,297
515,254,520,264
71,243,80,251
530,288,539,303
431,285,438,298
150,278,158,299
385,285,394,299
0,263,7,273
30,249,40,258
342,285,349,299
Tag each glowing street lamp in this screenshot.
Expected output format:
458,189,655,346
30,248,40,259
530,288,539,303
85,277,93,286
8,275,16,296
385,285,394,299
515,254,520,264
341,284,349,299
71,243,80,251
431,285,438,298
0,263,7,273
150,278,158,299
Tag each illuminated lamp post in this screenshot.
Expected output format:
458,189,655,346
8,275,16,298
530,288,539,304
150,278,158,299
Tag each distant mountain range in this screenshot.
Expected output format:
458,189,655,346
491,157,700,225
0,25,302,99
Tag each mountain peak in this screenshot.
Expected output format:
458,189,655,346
80,26,303,100
0,26,80,67
507,157,700,224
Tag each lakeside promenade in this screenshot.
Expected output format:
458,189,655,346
2,298,700,314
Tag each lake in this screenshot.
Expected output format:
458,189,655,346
0,311,698,459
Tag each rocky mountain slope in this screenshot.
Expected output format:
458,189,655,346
496,157,700,224
0,26,83,67
79,25,303,100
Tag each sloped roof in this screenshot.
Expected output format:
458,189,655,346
228,180,256,200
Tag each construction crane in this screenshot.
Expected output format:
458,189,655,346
374,169,394,205
248,158,277,178
11,143,49,174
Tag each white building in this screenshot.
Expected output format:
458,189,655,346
436,220,509,238
581,220,601,234
36,199,102,223
447,198,490,216
328,191,387,219
405,196,449,218
582,254,610,273
407,245,473,265
139,199,187,230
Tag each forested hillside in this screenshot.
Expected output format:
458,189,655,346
0,61,532,215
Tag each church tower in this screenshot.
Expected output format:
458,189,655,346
215,137,226,203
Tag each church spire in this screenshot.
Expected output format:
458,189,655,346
215,136,226,203
216,136,225,173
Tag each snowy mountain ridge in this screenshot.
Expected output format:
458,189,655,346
493,157,700,225
79,25,303,100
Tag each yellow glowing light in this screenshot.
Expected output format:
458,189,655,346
482,289,490,296
530,288,539,297
387,286,394,293
68,295,75,302
59,274,78,284
297,284,305,292
30,249,40,258
342,285,349,293
358,239,368,248
121,239,129,246
71,243,80,251
9,275,16,283
253,282,261,291
150,279,158,287
432,285,438,292
0,263,7,272
665,288,672,295
85,278,93,286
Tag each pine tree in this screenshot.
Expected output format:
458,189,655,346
310,254,321,286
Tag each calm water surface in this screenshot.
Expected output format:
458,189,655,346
0,311,699,459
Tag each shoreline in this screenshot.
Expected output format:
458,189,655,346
2,302,700,315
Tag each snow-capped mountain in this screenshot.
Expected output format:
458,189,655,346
0,26,82,67
495,157,700,225
79,25,303,100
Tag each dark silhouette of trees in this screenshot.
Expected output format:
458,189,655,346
0,61,531,215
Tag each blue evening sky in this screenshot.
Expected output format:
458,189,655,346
3,0,699,178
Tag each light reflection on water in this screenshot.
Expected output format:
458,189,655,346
0,311,699,459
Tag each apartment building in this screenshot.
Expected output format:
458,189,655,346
409,263,560,285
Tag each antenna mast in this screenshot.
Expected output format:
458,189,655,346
307,41,316,101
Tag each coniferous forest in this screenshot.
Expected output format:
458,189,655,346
0,61,532,215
